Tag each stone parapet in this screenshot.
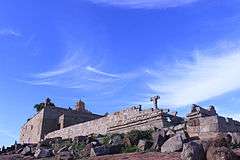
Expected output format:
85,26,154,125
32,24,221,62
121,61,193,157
45,107,183,140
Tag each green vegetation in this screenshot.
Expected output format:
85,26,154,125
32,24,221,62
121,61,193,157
121,145,139,153
126,130,153,145
34,103,45,112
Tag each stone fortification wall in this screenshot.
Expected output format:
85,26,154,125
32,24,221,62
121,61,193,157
45,116,110,139
20,105,103,144
45,107,183,140
42,107,102,136
19,110,44,144
187,115,240,139
108,109,170,133
45,107,142,139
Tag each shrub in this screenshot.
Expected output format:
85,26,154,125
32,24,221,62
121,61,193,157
103,136,111,145
72,142,86,151
121,145,139,153
126,130,153,146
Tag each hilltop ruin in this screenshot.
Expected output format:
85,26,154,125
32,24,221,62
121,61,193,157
19,96,240,144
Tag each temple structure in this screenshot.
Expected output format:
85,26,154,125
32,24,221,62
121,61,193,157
19,99,102,144
19,96,240,144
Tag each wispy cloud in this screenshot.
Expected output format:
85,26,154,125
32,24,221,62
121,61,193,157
22,50,139,94
146,43,240,106
0,29,21,37
86,66,120,78
88,0,199,9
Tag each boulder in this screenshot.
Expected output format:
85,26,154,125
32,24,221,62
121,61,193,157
174,123,186,131
161,134,183,153
176,130,189,142
151,129,166,150
181,141,204,160
110,134,123,146
90,145,110,157
123,136,131,147
34,148,52,158
57,146,68,154
206,134,239,160
137,140,153,151
194,140,211,155
21,146,31,156
96,137,106,145
206,146,235,160
79,143,92,158
138,140,146,151
55,151,73,160
108,145,122,154
166,129,175,137
230,133,240,145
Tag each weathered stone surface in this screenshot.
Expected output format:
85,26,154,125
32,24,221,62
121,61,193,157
174,123,186,131
151,129,166,150
206,146,234,160
181,141,204,160
166,129,175,137
138,140,146,151
205,134,239,160
230,132,240,145
176,130,188,142
194,140,211,154
21,146,31,156
34,148,52,158
161,134,183,153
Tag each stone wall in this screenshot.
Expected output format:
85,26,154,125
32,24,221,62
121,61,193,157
45,107,183,140
187,115,240,139
19,110,44,144
41,107,102,137
19,106,102,144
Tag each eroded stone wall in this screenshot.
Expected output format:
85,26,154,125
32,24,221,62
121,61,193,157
19,110,44,144
45,108,182,140
20,106,103,144
187,115,240,139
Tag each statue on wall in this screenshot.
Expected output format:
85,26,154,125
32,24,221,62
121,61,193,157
150,95,160,109
45,97,55,107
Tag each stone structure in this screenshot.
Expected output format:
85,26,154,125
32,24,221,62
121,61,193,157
45,106,184,140
19,99,102,144
20,96,240,144
186,104,240,139
150,96,160,109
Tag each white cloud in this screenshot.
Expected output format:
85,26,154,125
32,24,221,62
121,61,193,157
23,51,139,93
0,29,21,37
88,0,199,9
146,45,240,106
86,66,120,78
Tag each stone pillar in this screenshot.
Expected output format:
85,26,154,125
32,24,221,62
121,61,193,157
75,100,86,112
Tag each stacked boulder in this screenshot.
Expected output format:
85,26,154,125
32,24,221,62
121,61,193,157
1,127,240,159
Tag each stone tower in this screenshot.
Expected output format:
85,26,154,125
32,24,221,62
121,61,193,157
75,100,86,112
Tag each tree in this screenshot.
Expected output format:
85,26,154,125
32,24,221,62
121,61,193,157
34,103,45,112
33,98,56,112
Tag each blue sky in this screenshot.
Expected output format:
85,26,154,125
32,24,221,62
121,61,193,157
1,0,240,146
